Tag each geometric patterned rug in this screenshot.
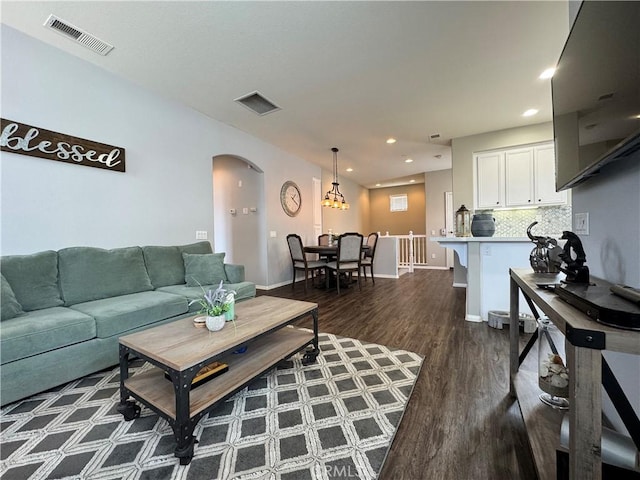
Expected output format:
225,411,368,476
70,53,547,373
0,332,423,480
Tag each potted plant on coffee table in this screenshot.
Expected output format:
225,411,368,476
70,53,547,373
191,280,236,332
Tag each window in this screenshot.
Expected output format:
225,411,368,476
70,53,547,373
389,194,408,212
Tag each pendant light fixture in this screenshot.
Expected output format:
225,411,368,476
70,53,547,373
322,147,350,210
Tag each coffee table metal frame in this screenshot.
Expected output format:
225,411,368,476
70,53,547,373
117,296,319,465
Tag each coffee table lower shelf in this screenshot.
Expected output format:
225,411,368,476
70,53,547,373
124,327,314,419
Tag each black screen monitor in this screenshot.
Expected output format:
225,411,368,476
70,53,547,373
552,1,640,191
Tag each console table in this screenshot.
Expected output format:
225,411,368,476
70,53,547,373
509,268,640,480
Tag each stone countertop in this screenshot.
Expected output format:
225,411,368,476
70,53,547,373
430,236,531,243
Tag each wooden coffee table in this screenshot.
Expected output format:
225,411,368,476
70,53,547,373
117,296,319,464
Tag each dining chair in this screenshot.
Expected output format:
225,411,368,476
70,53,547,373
316,234,334,262
360,232,379,284
286,234,326,293
325,232,363,294
318,234,330,246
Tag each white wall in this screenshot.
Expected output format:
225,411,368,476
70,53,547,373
321,168,369,236
570,152,640,436
0,25,327,287
425,169,453,267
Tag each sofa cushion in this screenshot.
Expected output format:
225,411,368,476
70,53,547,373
1,274,24,321
0,307,96,364
58,246,154,306
158,282,256,312
142,241,213,288
0,250,64,311
183,253,228,287
69,291,189,338
224,264,245,284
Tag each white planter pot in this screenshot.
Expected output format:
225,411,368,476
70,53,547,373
205,315,226,332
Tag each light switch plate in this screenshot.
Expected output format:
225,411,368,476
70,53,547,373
574,212,589,235
195,230,208,240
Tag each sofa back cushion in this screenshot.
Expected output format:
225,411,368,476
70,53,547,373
183,252,228,287
0,250,64,311
1,273,25,320
58,246,153,305
142,241,213,288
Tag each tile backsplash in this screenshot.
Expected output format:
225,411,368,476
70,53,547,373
478,205,572,238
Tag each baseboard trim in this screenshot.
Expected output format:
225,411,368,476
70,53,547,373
452,282,467,288
465,314,482,323
256,280,290,290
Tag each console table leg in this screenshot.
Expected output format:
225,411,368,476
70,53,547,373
566,341,602,480
509,275,520,396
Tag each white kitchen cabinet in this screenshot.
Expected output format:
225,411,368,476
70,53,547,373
475,151,504,209
505,148,535,206
475,142,567,209
534,144,567,205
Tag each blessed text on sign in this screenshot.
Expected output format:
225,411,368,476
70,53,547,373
0,118,126,172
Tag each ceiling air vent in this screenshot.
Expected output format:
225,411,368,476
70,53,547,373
43,14,114,56
234,91,281,116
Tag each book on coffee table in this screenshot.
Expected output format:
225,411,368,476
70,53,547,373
164,362,229,389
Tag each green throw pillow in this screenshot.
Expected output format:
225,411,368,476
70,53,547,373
1,273,24,321
183,253,227,287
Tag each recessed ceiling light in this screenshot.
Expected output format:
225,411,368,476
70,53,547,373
634,114,640,119
539,67,556,79
405,158,413,163
409,179,416,183
346,167,353,172
386,138,397,144
523,109,539,117
375,183,381,187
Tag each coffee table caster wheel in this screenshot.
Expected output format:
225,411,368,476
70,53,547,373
176,437,198,465
117,401,141,421
302,347,319,365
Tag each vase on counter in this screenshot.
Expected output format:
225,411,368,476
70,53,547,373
471,211,495,237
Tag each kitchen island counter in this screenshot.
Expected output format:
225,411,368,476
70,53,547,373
431,237,534,322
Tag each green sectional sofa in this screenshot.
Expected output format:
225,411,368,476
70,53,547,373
0,241,256,406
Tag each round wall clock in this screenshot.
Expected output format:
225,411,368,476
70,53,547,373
280,181,302,217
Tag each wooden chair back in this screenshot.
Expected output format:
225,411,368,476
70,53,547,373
286,234,305,263
337,233,363,263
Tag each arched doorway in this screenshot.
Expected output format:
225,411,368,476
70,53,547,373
212,155,267,286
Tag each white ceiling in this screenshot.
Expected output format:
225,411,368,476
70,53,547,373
1,1,569,189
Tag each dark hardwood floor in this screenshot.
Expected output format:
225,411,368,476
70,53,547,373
258,268,537,480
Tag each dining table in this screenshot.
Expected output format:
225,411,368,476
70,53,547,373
303,244,371,290
303,244,370,258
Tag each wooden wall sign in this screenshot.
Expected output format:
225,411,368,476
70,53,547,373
0,118,125,172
